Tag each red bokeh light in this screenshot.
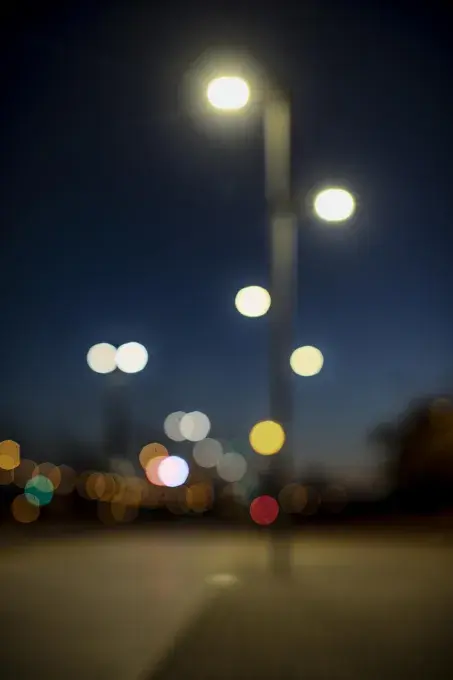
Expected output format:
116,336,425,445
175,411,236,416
250,495,279,526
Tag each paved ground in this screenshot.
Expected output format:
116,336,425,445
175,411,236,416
0,529,452,679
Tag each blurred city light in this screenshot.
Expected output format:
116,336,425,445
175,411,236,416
0,468,14,485
86,343,117,374
249,420,285,455
278,483,308,513
235,286,271,318
24,475,54,507
55,465,76,495
207,76,250,111
180,411,211,442
290,345,324,377
139,443,168,470
85,472,108,501
186,482,213,513
300,486,321,516
13,459,36,489
250,495,279,525
115,342,148,373
164,411,186,442
193,438,223,468
158,456,190,487
216,451,247,482
11,494,40,523
145,456,167,486
313,187,356,223
33,462,61,490
0,440,20,471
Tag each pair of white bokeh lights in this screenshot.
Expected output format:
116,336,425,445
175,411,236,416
87,342,148,375
207,77,355,379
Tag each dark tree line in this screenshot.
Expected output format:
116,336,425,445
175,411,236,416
368,396,453,511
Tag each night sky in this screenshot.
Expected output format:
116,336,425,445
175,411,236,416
2,0,453,476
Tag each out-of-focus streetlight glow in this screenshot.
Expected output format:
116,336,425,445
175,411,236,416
290,345,324,377
235,286,271,318
313,187,356,223
87,343,117,374
25,475,54,507
207,76,250,111
249,420,285,456
145,456,167,486
164,412,186,442
250,495,279,526
158,456,189,488
180,411,211,442
115,342,148,374
0,440,20,471
139,443,168,470
193,438,223,469
216,451,247,483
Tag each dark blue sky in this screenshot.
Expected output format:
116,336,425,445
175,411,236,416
1,0,453,473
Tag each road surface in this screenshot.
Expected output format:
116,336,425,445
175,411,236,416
0,528,452,679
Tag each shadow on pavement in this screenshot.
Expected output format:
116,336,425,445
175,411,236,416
145,567,453,680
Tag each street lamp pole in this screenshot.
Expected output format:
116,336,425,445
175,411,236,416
263,90,297,576
203,68,356,576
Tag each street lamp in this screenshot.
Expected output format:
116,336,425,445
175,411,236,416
206,76,250,111
235,285,271,318
313,187,356,223
86,342,148,466
205,70,356,575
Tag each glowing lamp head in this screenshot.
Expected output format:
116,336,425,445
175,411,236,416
235,286,271,318
115,342,148,374
313,187,356,223
207,76,250,111
290,346,324,377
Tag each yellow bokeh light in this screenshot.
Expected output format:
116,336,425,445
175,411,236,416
0,440,20,471
207,76,250,111
249,420,285,456
313,187,356,223
235,286,271,318
290,346,324,377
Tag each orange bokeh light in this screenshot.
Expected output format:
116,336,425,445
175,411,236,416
139,443,168,469
145,456,167,486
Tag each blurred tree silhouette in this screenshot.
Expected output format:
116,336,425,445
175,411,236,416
368,396,453,510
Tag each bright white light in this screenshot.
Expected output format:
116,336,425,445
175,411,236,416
164,412,186,442
87,343,117,374
207,76,250,111
235,286,271,318
193,438,223,469
217,452,247,483
180,411,211,442
290,346,324,377
158,456,189,488
313,187,356,223
115,342,148,374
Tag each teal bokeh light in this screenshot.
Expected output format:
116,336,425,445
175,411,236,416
25,475,54,507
